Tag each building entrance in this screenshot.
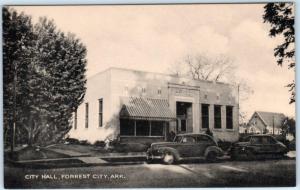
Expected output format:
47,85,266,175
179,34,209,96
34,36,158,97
176,101,193,134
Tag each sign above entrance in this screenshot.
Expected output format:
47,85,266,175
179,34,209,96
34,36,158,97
168,83,200,97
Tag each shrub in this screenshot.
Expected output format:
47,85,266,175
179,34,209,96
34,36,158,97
79,140,90,145
94,140,106,147
113,143,148,153
64,138,80,145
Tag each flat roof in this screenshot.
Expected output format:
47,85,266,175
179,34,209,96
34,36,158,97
88,67,233,87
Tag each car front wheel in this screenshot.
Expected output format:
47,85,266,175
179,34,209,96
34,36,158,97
163,151,175,165
206,151,217,162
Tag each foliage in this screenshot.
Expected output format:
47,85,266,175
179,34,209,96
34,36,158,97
3,7,87,146
263,3,295,104
282,117,295,137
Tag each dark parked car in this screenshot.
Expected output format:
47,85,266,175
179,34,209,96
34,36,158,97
146,133,223,164
230,134,288,160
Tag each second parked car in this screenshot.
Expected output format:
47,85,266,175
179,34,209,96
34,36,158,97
146,133,224,164
230,134,288,160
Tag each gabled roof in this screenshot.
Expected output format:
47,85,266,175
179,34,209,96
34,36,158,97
254,111,286,128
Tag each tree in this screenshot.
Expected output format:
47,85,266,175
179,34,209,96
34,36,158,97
170,53,236,82
3,8,87,146
263,3,295,104
3,7,36,147
282,117,295,138
169,53,253,123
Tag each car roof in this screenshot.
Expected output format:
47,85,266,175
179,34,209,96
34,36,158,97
176,133,211,137
247,134,275,138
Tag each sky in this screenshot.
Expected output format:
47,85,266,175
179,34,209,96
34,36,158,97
14,4,295,119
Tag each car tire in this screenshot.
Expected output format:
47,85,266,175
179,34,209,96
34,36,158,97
206,151,217,162
245,150,255,160
230,152,238,161
163,151,175,165
146,155,153,164
146,158,153,164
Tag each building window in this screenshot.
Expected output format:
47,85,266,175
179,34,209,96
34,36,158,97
120,119,135,136
85,103,89,128
226,106,233,129
99,98,103,127
142,87,146,94
201,104,209,129
74,109,77,130
214,105,222,129
124,86,129,95
158,88,162,95
136,120,150,136
120,119,165,137
180,120,187,132
151,121,164,136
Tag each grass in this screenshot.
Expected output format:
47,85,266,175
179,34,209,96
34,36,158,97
49,142,149,156
5,146,70,161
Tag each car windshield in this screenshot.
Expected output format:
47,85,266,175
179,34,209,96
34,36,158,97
174,136,183,142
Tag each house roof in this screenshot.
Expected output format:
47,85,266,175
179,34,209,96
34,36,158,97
255,111,286,128
120,97,176,121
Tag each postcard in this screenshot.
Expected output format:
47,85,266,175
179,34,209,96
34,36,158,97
3,3,295,188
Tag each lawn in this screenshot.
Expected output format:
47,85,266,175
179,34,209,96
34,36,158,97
48,142,148,157
5,142,149,162
5,146,70,161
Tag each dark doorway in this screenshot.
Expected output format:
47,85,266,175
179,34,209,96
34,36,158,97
176,102,193,133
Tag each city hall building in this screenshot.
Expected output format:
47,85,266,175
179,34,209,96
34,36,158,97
68,67,239,143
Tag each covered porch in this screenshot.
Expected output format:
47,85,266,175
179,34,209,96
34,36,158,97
119,97,176,143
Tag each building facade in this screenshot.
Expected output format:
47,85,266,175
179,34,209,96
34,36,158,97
68,68,239,143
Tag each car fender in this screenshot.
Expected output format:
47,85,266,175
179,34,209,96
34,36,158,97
205,146,224,157
157,147,181,160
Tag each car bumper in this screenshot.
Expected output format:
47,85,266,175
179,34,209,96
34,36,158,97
146,149,164,160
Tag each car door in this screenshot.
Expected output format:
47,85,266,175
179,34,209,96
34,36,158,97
261,136,280,153
195,135,214,157
176,136,198,157
249,136,263,153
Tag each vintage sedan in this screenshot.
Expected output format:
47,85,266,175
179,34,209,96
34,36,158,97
146,133,224,164
230,134,288,160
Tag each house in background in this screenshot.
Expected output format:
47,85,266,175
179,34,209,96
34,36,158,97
247,111,287,135
68,67,239,144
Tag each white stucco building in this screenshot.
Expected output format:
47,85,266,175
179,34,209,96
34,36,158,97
68,68,239,143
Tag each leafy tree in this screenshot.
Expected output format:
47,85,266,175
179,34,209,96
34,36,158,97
263,3,295,104
3,8,87,146
3,7,36,146
282,117,295,138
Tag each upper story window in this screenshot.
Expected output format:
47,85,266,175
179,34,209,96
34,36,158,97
124,86,129,95
214,105,222,129
142,87,146,94
226,106,233,129
201,104,209,129
158,88,162,95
